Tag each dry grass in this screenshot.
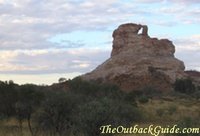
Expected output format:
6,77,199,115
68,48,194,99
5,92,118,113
116,98,200,136
1,98,199,136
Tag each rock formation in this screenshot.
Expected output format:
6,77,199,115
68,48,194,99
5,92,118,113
185,70,200,86
81,23,186,92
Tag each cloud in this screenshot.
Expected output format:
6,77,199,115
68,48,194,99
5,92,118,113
0,48,110,74
0,0,200,84
0,0,136,50
1,0,199,50
174,35,200,71
174,35,200,52
136,0,200,4
167,0,200,4
133,0,200,25
135,0,164,3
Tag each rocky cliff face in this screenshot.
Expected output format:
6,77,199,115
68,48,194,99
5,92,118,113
81,23,186,92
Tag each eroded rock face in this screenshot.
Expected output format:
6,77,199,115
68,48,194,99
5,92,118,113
81,23,186,92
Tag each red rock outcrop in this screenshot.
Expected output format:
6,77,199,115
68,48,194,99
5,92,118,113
81,23,186,92
185,70,200,86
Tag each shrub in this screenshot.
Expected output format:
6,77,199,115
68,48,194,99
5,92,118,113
15,84,44,136
35,91,76,136
75,97,141,136
167,105,177,115
126,86,160,104
0,78,141,136
156,108,165,117
175,117,199,136
68,77,124,100
174,79,195,94
0,81,18,118
136,86,161,98
191,91,200,99
138,95,149,104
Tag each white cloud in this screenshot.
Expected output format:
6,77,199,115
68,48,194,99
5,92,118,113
133,0,200,26
157,6,184,14
134,0,164,3
1,0,198,50
0,0,200,83
0,0,5,4
136,0,200,4
167,0,200,4
0,0,134,50
175,35,200,52
174,35,200,71
0,48,110,74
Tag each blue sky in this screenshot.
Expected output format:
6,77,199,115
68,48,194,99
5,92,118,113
0,0,200,84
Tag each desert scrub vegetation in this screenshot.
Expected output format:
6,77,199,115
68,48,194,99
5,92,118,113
174,78,196,94
0,78,200,136
0,78,142,136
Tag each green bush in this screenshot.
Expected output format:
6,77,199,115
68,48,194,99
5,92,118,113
191,91,200,99
75,97,141,136
174,79,195,94
68,77,124,100
0,78,142,136
138,95,149,104
134,86,161,98
126,86,160,104
35,91,76,136
0,81,18,118
167,105,177,115
15,84,44,136
176,117,199,136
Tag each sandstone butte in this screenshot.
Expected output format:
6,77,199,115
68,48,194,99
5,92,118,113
81,23,187,92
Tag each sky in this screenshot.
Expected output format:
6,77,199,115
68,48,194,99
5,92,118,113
0,0,200,85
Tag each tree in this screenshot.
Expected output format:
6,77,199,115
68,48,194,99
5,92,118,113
68,77,124,100
15,84,44,136
35,91,76,136
58,77,67,83
75,97,141,136
0,81,18,119
174,79,195,94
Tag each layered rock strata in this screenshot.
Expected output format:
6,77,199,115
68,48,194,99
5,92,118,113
81,23,186,91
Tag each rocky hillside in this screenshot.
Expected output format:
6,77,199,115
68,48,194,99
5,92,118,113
185,70,200,86
81,23,186,92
